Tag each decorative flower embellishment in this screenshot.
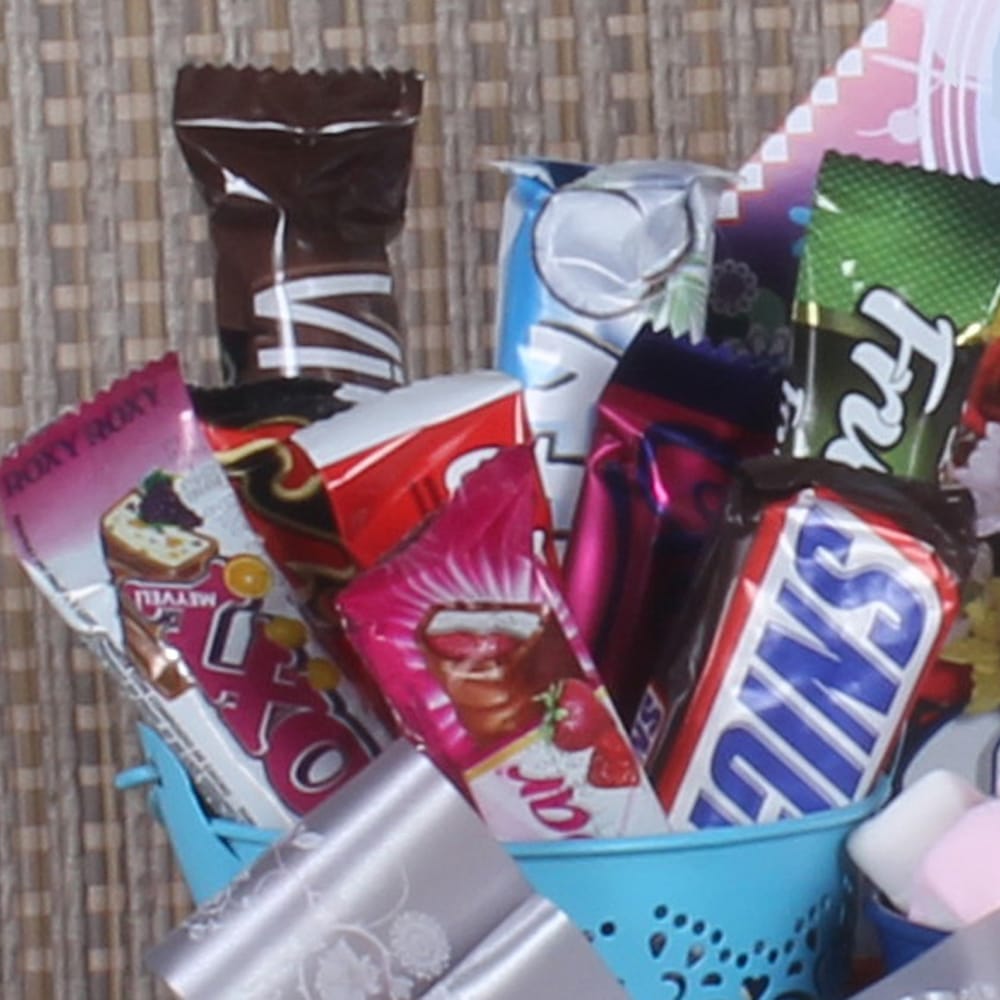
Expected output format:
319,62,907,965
314,939,382,999
184,861,256,941
389,910,451,979
744,321,791,363
717,322,792,373
647,253,711,339
709,258,758,317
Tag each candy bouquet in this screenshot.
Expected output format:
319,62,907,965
6,3,1000,997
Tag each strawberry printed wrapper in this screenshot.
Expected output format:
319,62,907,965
337,446,668,841
0,354,393,830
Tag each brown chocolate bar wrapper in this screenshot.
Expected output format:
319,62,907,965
174,65,423,395
189,378,348,428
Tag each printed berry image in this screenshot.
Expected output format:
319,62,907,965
538,679,640,787
538,678,614,752
138,470,202,529
587,727,640,788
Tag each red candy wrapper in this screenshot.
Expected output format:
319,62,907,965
337,447,668,840
292,371,558,571
635,457,975,831
191,381,359,629
0,356,392,829
192,380,394,738
564,328,780,726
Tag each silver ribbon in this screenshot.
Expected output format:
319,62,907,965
145,739,628,1000
423,895,629,999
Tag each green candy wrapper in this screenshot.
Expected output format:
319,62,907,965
781,152,1000,481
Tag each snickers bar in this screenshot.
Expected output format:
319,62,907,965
637,457,975,830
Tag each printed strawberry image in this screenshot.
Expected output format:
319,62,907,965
538,680,641,788
138,470,202,529
587,727,640,788
538,678,614,751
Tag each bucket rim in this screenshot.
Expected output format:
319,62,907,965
506,776,891,860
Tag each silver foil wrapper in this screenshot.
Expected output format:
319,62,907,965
423,895,628,999
146,739,628,1000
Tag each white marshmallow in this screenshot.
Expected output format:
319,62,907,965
846,768,986,912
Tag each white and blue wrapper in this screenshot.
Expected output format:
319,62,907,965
494,158,733,548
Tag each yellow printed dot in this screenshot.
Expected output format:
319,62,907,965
264,616,309,649
223,554,272,600
306,658,341,692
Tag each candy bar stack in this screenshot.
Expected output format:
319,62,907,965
5,29,1000,1000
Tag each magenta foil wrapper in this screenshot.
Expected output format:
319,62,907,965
563,328,781,726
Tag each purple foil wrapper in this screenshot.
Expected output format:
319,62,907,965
563,328,781,727
145,739,628,1000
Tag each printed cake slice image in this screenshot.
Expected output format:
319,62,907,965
101,474,217,583
100,472,216,697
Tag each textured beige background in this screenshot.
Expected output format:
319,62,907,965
0,1,886,996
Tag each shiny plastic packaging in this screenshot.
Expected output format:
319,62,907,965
292,371,557,572
633,457,975,831
782,152,1000,481
191,380,357,629
338,447,668,841
563,328,781,725
191,381,392,731
494,158,733,549
174,65,422,398
0,355,392,829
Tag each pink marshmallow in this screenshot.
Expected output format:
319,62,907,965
908,798,1000,932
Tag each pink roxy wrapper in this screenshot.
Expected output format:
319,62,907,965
337,446,669,841
0,355,392,830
